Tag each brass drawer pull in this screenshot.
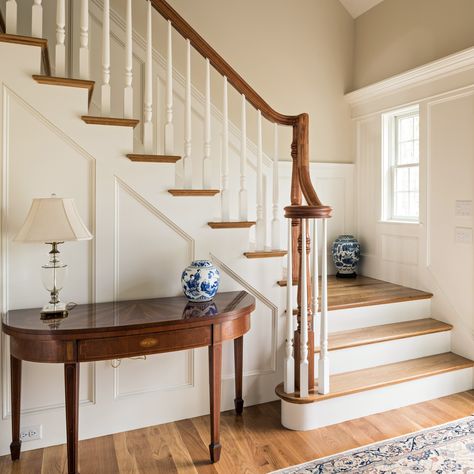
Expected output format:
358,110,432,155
139,337,158,348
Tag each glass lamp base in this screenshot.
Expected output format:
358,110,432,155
41,302,68,320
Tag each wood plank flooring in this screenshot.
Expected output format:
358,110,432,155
278,275,433,311
1,391,472,473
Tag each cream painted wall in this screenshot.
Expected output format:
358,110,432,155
158,0,355,164
353,0,474,89
350,62,474,361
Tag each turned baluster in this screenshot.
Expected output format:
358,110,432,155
143,0,153,152
31,0,43,38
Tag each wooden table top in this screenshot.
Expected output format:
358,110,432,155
2,291,255,337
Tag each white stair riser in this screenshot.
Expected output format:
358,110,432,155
326,299,431,332
281,367,473,431
314,331,452,375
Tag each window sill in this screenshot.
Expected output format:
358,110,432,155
378,220,422,226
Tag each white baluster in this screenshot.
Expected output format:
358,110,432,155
79,0,89,80
55,0,66,77
272,123,281,249
164,20,174,154
32,0,43,38
101,0,111,116
123,0,133,119
143,0,153,153
318,218,330,394
312,219,319,342
256,110,265,249
5,0,17,35
202,58,212,188
239,95,248,221
183,39,192,188
221,76,230,220
300,219,309,398
284,219,295,394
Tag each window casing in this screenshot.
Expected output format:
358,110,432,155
382,106,420,222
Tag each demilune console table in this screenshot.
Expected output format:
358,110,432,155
2,290,255,474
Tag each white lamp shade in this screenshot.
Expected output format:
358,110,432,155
14,197,93,243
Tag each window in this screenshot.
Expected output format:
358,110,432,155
382,106,420,222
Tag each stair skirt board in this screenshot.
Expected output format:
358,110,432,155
314,331,452,376
281,367,474,431
327,299,432,332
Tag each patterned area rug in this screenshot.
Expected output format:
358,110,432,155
273,416,474,473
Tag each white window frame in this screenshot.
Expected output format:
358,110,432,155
381,105,420,223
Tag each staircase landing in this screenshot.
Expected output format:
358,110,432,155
282,275,433,311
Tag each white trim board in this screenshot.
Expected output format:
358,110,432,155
345,46,474,108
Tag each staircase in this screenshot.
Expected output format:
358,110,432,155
275,276,473,430
0,0,472,455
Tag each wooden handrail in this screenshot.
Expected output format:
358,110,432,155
0,7,5,34
150,0,297,126
150,0,330,215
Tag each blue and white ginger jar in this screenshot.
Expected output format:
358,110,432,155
331,235,360,278
181,260,220,302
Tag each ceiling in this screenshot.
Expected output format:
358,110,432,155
339,0,385,18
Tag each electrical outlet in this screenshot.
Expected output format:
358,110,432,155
20,425,42,442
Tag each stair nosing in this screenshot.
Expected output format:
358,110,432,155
0,33,51,75
81,115,140,128
127,154,181,163
314,318,453,353
33,75,95,106
276,353,474,404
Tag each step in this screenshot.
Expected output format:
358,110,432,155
0,33,50,75
278,353,473,431
315,318,452,353
279,275,432,311
208,221,256,229
314,319,452,375
127,154,181,163
81,115,139,128
277,353,473,404
33,75,95,106
167,189,220,196
244,250,287,258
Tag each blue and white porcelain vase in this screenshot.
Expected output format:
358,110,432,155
331,235,360,278
181,260,220,302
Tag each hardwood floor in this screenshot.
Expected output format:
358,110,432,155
1,391,472,473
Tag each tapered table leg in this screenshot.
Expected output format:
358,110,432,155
208,342,222,463
234,336,244,415
64,363,80,474
10,355,22,461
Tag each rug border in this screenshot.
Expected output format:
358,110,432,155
270,414,474,474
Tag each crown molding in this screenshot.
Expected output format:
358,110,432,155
345,47,474,107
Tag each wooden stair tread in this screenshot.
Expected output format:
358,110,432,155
276,353,474,404
81,115,139,128
208,221,256,229
168,189,220,196
244,250,287,258
278,275,432,311
315,318,453,353
127,154,181,163
0,33,51,75
33,75,95,106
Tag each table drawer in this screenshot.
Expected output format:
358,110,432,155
78,327,211,361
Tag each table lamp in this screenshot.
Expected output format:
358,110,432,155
14,195,93,320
